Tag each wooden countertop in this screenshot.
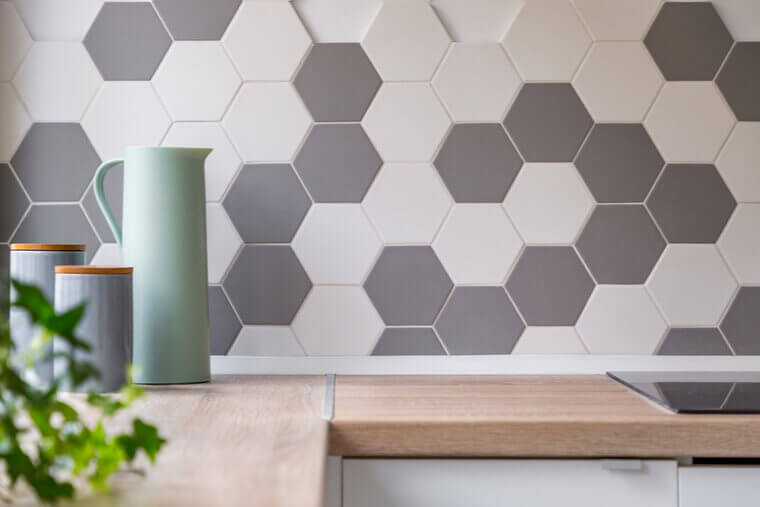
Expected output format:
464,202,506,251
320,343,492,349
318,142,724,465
329,375,760,458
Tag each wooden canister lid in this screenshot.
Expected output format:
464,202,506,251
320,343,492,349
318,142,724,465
11,244,86,251
55,266,133,275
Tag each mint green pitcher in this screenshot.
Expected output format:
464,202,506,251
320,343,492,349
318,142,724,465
94,147,211,384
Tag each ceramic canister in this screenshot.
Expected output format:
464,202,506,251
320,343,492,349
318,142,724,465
54,266,133,393
9,244,86,381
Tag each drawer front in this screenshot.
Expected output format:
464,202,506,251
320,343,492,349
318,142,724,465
344,459,677,507
680,467,760,507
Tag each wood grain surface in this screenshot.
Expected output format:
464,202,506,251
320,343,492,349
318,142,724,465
330,375,760,458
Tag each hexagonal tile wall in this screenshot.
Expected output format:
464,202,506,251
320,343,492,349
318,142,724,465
716,42,760,121
11,204,99,262
576,286,667,354
292,204,382,285
643,82,735,163
294,43,381,123
711,0,760,42
0,164,29,243
362,83,451,162
294,124,381,203
223,245,312,325
10,0,103,42
503,163,594,245
153,42,241,122
224,164,311,243
431,0,523,43
223,83,312,163
573,42,663,123
363,163,452,244
434,124,522,203
717,123,760,202
576,205,665,285
573,0,661,41
293,0,382,43
228,326,305,357
223,1,311,81
647,245,737,327
11,123,100,202
208,286,242,355
574,124,664,203
433,205,523,285
657,328,732,356
646,164,736,244
0,83,31,163
644,2,733,81
721,287,760,355
432,43,521,122
82,163,121,243
435,287,524,355
362,0,451,82
364,246,452,326
13,42,102,122
206,204,242,284
0,244,8,280
153,0,241,41
504,83,593,163
84,2,171,81
506,246,594,326
512,327,587,355
718,204,760,284
89,243,122,266
292,286,383,356
162,122,242,202
502,0,590,81
372,328,445,356
0,1,31,81
82,82,171,161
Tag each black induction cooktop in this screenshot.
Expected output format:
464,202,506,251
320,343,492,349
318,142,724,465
607,371,760,413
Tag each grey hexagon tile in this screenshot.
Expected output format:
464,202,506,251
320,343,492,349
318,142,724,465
227,326,304,357
716,42,760,121
84,2,171,80
294,43,381,122
294,124,381,203
154,0,241,41
506,246,594,326
223,164,311,243
576,205,665,285
372,328,445,356
644,2,733,81
11,124,100,202
574,124,664,203
11,204,99,262
223,245,312,325
0,164,29,243
657,328,732,356
435,287,524,355
721,287,760,355
364,246,453,326
646,164,736,244
504,83,592,163
82,164,122,243
208,286,242,355
433,124,522,203
0,243,7,316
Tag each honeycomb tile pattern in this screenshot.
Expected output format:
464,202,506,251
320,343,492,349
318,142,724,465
3,0,760,357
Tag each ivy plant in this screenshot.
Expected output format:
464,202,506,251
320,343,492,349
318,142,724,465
0,279,165,503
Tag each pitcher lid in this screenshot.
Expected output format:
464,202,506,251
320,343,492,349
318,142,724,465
11,244,85,252
55,266,133,275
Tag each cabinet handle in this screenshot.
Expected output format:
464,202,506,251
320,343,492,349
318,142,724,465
600,459,643,471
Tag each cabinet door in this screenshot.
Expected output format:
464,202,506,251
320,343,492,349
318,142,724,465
344,459,677,507
679,467,760,507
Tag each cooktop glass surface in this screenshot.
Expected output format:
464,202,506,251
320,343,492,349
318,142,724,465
607,371,760,413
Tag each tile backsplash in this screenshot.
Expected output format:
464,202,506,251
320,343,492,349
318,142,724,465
1,0,759,357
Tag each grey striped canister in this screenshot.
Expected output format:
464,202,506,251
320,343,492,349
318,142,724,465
9,244,86,382
54,266,133,393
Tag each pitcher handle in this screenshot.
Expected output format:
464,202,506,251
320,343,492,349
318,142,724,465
93,159,123,246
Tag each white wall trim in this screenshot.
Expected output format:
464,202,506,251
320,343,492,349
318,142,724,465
211,355,760,375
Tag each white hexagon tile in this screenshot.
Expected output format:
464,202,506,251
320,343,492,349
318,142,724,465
5,0,760,358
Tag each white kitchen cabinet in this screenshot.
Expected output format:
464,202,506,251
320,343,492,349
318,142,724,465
679,467,760,507
343,459,677,507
